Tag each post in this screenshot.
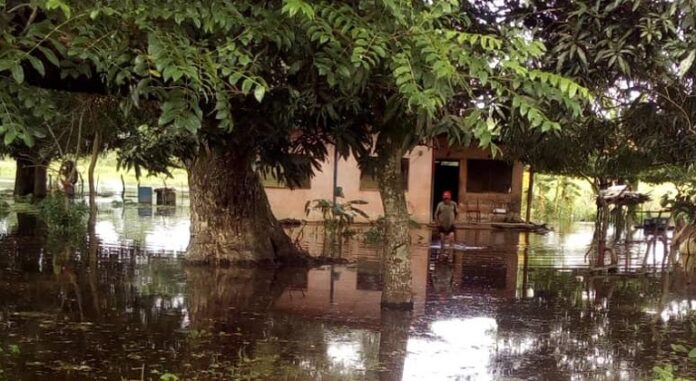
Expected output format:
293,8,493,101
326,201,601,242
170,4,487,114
121,174,126,202
525,166,534,223
332,144,339,204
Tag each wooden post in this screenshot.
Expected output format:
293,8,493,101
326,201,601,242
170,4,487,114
525,166,534,223
120,174,126,202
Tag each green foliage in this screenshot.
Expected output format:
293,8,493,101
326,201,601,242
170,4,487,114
660,169,696,225
7,344,20,356
297,1,589,153
653,364,690,381
37,193,88,230
652,343,696,381
304,197,368,233
528,174,595,223
501,0,696,183
159,373,179,381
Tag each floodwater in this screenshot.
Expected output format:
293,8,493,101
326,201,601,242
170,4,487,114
1,202,695,381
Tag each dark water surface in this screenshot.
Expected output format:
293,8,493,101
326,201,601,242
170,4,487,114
1,204,695,380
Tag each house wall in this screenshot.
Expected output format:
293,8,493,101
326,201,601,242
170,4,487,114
265,143,524,224
433,145,524,221
265,145,434,223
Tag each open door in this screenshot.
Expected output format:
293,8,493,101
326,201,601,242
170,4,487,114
432,160,460,219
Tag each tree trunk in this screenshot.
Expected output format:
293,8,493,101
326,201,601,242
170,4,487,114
88,131,101,226
377,149,413,308
525,167,534,223
14,157,35,198
33,160,48,200
186,147,304,265
377,309,412,381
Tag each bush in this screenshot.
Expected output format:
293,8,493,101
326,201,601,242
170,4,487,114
37,193,88,230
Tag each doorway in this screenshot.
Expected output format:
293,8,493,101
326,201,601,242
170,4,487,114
432,160,460,219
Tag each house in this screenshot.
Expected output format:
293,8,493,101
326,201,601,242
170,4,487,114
264,142,525,224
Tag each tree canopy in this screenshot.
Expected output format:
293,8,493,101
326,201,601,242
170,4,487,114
499,0,696,183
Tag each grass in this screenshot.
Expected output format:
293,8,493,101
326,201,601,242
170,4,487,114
0,153,188,193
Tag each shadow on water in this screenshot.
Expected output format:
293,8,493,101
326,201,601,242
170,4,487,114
0,205,695,380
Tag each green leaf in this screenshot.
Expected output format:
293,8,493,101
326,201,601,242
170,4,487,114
228,72,244,85
8,344,20,355
672,344,688,353
688,347,696,359
11,64,24,83
178,112,201,133
38,46,60,67
160,373,179,381
281,0,314,19
22,133,35,147
241,78,254,94
46,0,71,18
26,55,45,76
253,85,266,102
678,50,695,78
4,129,17,145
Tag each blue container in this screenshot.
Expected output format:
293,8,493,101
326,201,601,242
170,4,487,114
138,186,153,204
138,207,153,217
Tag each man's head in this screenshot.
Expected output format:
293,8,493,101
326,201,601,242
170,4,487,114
442,191,452,202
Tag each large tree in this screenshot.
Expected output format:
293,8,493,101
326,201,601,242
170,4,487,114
283,0,590,306
497,0,696,267
0,1,341,264
1,1,587,279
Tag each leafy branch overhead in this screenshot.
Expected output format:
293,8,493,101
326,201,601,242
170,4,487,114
283,0,592,148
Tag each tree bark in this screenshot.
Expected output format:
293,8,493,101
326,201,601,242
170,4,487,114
186,147,304,265
15,157,48,200
377,309,412,381
14,157,35,198
88,131,101,226
525,166,534,223
32,160,48,200
377,149,413,308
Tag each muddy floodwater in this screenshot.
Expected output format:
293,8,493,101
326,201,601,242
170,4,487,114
1,202,695,380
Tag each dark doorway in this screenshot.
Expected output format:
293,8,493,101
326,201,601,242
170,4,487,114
432,160,460,219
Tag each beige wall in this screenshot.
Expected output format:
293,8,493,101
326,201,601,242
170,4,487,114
434,145,524,221
265,143,523,224
266,145,434,223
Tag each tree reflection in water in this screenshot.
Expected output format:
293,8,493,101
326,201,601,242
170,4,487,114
0,208,695,380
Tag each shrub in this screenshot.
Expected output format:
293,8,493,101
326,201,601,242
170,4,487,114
37,193,88,229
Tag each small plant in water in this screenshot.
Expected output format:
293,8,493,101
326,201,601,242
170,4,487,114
652,344,696,381
159,373,179,381
37,193,88,230
7,344,20,356
305,195,368,255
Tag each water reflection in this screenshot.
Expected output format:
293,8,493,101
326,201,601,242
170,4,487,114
0,206,695,380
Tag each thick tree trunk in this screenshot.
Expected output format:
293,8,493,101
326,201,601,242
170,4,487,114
377,149,413,308
377,309,412,381
186,148,303,265
14,157,35,198
33,161,48,200
14,157,47,200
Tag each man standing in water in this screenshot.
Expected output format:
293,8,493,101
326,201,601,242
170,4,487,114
435,191,458,249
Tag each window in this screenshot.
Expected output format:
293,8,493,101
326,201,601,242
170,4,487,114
261,171,311,189
359,158,410,191
466,159,513,193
